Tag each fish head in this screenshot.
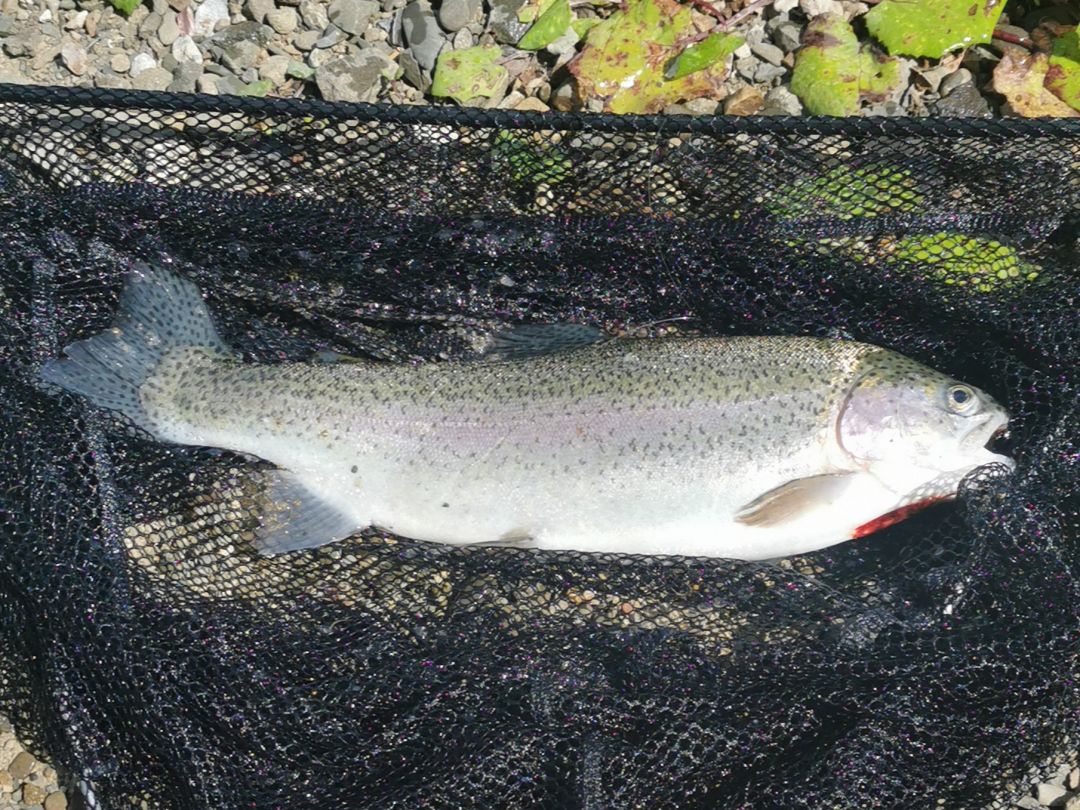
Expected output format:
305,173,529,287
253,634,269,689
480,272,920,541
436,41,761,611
836,349,1014,499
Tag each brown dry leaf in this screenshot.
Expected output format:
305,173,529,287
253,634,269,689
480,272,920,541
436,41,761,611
992,48,1080,117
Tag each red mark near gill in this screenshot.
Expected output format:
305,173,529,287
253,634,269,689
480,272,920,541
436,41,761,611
851,496,952,540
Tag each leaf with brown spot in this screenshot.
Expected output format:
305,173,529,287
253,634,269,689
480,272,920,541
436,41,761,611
992,49,1080,118
865,0,1006,58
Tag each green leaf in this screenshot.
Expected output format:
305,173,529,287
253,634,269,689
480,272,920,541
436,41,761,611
108,0,141,15
1046,27,1080,113
518,0,571,50
865,0,1006,59
431,46,509,104
992,49,1080,117
665,32,744,81
767,164,923,220
240,79,274,97
570,0,733,114
880,233,1042,293
493,131,573,186
570,17,600,39
790,15,903,116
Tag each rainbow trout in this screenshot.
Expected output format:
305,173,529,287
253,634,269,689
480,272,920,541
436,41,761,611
40,265,1013,560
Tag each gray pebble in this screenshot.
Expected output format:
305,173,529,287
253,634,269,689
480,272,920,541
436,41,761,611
215,72,246,93
59,40,88,74
314,24,346,47
168,59,202,90
750,40,783,66
382,0,405,10
207,18,271,45
298,0,328,29
939,67,971,98
863,99,904,116
753,62,786,82
436,0,476,33
772,20,801,53
286,58,315,78
930,82,991,118
133,66,174,89
307,45,335,67
3,30,42,56
259,52,289,82
743,23,765,46
544,26,576,56
95,70,136,89
761,84,802,115
129,50,157,74
734,56,756,81
1014,796,1044,810
293,28,319,49
110,52,130,72
172,32,201,61
486,0,525,44
240,65,257,81
265,6,297,32
139,10,162,37
220,37,260,69
450,26,470,49
396,47,427,91
157,10,179,44
0,12,14,35
401,0,444,70
244,0,273,22
328,0,378,35
192,0,229,37
315,48,388,101
1035,783,1069,807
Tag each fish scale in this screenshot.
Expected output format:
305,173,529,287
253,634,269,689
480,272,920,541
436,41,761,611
41,265,1014,560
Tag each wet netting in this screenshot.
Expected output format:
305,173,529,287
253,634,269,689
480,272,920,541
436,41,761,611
0,84,1077,810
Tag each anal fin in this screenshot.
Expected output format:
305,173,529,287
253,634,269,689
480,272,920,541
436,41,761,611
735,473,855,528
255,470,360,555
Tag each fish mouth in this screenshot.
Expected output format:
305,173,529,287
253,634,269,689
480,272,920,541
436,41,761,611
963,409,1015,471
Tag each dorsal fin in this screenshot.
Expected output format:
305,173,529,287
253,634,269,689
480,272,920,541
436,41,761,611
483,323,608,360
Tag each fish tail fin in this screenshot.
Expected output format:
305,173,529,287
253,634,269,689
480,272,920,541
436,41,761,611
40,263,230,430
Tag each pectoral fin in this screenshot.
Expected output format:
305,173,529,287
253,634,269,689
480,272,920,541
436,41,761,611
255,470,361,555
735,473,855,528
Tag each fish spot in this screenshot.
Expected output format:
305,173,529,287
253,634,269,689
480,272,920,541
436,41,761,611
350,465,358,473
442,502,450,508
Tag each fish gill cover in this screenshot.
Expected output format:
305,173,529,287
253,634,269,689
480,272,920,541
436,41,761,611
0,84,1077,809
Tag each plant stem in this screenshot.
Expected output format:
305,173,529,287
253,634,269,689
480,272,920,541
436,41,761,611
718,0,773,30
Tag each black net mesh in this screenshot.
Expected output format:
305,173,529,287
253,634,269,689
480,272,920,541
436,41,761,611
0,84,1077,809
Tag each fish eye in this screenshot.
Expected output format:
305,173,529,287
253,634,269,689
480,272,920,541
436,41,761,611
946,384,977,413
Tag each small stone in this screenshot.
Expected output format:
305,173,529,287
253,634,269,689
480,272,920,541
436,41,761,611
169,58,202,89
285,58,314,78
315,49,388,101
487,0,525,44
799,0,841,15
1015,797,1046,810
1065,794,1080,810
753,62,786,82
550,80,574,111
240,65,258,82
939,67,971,97
130,51,157,74
328,0,377,34
298,0,327,29
172,33,201,60
60,40,89,74
85,8,99,35
723,83,763,115
110,52,130,72
401,0,445,70
436,0,476,32
772,20,801,52
743,23,765,46
157,9,179,43
243,0,272,21
544,26,576,56
839,0,866,18
197,72,218,91
290,29,317,50
681,96,716,115
734,56,756,81
3,31,42,57
140,9,162,36
930,82,991,118
733,41,750,59
773,0,797,11
8,751,34,780
0,11,13,34
314,25,346,47
450,26,470,49
514,95,548,112
44,792,67,810
0,770,11,791
265,6,296,32
396,47,427,90
193,0,229,37
1068,767,1080,792
207,18,271,44
220,38,260,69
761,84,802,115
750,40,783,66
38,6,51,21
132,64,173,88
1036,783,1069,807
259,52,289,82
863,99,904,116
21,783,46,805
64,8,87,27
95,72,132,88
